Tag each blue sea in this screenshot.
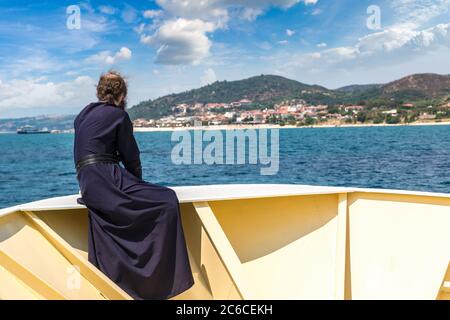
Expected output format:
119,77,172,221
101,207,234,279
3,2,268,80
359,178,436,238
1,125,450,209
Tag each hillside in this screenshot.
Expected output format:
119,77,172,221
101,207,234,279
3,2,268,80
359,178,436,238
128,73,450,120
128,75,333,120
381,73,450,99
336,84,382,93
2,74,448,129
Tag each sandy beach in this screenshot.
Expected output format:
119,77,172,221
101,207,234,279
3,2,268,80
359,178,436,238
133,120,450,132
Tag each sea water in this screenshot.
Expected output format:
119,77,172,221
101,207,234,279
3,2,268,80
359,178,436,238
0,125,449,208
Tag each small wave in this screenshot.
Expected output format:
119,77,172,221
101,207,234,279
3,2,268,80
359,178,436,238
58,172,76,176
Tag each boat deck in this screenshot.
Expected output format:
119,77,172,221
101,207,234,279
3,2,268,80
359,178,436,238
0,184,449,300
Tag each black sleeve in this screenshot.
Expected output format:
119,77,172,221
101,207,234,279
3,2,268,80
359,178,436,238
116,113,142,179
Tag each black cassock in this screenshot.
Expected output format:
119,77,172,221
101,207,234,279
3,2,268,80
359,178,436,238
74,102,193,299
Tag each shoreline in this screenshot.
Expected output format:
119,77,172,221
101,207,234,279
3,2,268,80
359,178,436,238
1,120,449,135
133,120,450,132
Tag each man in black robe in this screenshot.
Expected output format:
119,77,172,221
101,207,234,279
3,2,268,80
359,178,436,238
73,71,194,299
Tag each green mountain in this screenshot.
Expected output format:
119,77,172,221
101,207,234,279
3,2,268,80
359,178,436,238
381,73,450,99
128,74,334,120
2,74,447,129
128,73,450,120
348,73,450,108
336,84,382,93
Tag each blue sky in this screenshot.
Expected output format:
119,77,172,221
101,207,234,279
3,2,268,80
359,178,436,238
0,0,449,118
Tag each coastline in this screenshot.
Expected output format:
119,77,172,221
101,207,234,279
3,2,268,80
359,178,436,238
133,120,450,132
1,120,449,135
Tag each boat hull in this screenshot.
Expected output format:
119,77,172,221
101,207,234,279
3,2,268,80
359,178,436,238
0,185,449,300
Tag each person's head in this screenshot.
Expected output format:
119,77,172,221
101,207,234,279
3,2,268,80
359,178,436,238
96,71,128,109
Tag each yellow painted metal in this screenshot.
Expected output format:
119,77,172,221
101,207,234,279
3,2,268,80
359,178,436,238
0,254,52,300
0,189,449,300
0,264,45,300
193,202,248,299
34,209,90,259
347,192,450,299
334,193,348,300
437,263,450,300
24,211,132,300
208,194,340,299
173,202,241,300
0,212,105,299
0,211,131,300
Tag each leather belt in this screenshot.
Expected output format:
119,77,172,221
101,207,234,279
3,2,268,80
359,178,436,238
76,153,119,174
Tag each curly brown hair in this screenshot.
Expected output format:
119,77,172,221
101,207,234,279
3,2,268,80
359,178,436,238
96,71,128,109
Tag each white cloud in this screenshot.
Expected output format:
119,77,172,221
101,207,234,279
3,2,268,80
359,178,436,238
134,23,146,34
389,0,450,28
319,47,358,63
143,9,164,19
81,15,111,33
286,29,295,36
11,14,115,55
259,41,273,50
240,7,264,21
85,47,132,65
99,5,117,15
156,0,317,22
274,3,450,81
311,8,322,15
200,68,217,85
122,5,138,23
0,76,96,112
156,0,229,22
6,54,63,77
79,2,95,15
113,47,133,62
142,0,319,65
356,23,450,56
278,22,450,77
278,40,289,45
140,18,216,65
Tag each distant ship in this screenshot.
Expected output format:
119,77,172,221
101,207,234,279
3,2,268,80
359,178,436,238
17,125,50,134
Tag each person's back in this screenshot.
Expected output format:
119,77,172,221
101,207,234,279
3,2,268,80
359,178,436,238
73,71,193,300
74,97,142,180
74,102,126,163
